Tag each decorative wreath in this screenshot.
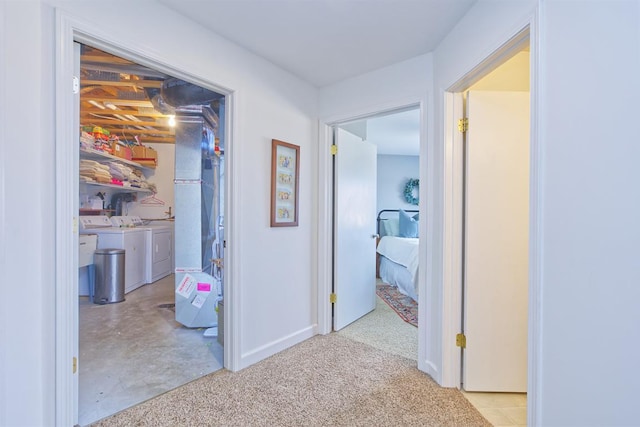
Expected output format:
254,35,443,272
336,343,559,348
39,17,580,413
403,178,419,205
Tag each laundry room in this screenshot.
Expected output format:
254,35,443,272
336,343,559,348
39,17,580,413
75,44,226,426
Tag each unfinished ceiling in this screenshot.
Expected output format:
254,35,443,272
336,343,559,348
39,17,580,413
80,45,225,145
80,45,176,144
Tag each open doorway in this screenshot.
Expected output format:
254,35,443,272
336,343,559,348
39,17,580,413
76,44,226,425
446,34,530,426
330,106,421,361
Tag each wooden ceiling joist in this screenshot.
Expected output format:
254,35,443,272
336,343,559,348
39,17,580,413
81,107,168,117
81,118,171,128
81,79,163,89
80,96,154,108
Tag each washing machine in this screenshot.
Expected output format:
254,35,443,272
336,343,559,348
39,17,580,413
79,216,147,293
110,216,174,284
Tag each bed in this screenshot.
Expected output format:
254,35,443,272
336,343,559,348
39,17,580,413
376,209,420,302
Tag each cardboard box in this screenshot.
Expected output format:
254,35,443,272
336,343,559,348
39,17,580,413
132,145,158,167
132,145,158,160
111,142,132,160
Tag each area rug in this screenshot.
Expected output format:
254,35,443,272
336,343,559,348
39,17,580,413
376,282,418,327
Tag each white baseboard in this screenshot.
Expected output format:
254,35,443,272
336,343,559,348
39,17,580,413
238,325,318,369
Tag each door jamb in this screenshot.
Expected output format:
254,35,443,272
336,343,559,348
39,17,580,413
55,10,239,426
317,99,428,368
441,16,541,426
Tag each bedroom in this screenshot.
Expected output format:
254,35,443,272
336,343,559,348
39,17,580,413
335,106,421,358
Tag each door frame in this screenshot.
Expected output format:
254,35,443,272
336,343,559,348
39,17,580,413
441,18,541,425
54,10,240,425
317,98,430,372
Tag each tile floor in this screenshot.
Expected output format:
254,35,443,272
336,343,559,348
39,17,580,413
461,390,527,426
79,274,223,426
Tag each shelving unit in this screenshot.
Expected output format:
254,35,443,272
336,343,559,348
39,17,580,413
80,147,155,171
81,181,152,193
80,147,154,194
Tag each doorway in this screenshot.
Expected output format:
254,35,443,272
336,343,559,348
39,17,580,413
326,105,422,361
446,33,531,426
75,44,227,425
55,17,236,425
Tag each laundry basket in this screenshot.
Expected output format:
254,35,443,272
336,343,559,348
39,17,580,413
93,248,125,304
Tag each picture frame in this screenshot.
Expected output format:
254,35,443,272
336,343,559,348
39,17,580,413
270,139,300,227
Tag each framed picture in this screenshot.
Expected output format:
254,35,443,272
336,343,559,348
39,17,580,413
270,139,299,227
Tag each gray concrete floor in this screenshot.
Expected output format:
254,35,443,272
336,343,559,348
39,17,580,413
79,274,223,426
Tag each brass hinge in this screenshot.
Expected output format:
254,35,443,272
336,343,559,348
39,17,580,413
73,357,77,374
330,145,338,155
456,333,466,349
458,118,468,133
330,293,337,304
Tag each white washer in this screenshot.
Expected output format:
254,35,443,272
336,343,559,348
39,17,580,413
79,216,147,293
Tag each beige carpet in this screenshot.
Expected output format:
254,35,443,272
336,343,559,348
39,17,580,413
92,334,490,427
337,295,418,361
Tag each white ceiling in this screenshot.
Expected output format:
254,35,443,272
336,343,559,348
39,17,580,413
342,107,421,156
157,0,476,156
158,0,476,88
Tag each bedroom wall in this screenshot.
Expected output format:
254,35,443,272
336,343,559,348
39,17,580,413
0,1,318,425
377,154,420,215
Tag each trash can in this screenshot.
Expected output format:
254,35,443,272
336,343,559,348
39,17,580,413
93,248,125,304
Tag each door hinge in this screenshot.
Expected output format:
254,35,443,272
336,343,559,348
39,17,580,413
73,356,77,374
330,145,338,155
330,293,337,304
72,76,80,94
458,118,468,133
456,333,466,348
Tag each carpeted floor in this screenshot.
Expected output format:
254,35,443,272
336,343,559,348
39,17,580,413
337,295,417,361
376,282,418,327
92,334,490,427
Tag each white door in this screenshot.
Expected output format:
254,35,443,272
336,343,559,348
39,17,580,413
333,127,377,330
463,91,529,392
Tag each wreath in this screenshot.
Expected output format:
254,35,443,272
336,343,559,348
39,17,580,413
403,178,419,205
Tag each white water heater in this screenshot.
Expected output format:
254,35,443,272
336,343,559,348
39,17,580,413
174,105,224,328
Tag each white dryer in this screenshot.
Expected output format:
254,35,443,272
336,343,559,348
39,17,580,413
110,216,174,284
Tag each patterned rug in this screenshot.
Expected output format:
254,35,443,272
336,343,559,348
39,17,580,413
376,282,418,327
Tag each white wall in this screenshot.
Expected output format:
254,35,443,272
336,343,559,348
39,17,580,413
0,1,318,425
377,154,420,214
319,54,432,118
127,143,176,220
433,0,640,425
470,50,529,91
538,1,640,425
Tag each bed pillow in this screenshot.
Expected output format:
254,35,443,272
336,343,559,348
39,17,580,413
398,209,419,238
380,219,400,237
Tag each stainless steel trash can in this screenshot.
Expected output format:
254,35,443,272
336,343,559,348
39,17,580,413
93,248,125,304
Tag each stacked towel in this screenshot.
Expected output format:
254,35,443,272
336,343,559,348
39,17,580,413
80,159,156,192
80,159,112,183
107,162,132,182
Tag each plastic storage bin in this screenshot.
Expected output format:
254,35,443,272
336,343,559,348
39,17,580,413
93,248,125,304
